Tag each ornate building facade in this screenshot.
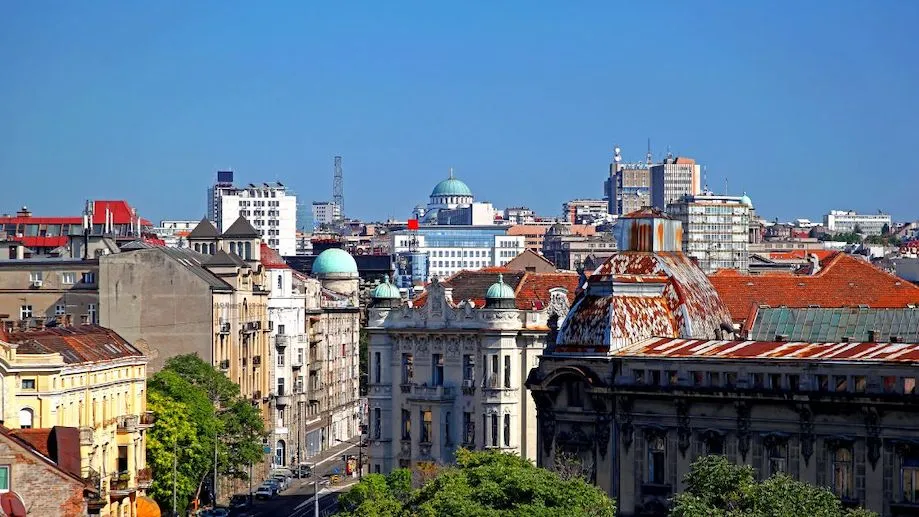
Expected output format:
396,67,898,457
366,270,578,474
527,210,918,516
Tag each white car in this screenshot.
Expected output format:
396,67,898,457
255,485,276,499
272,475,290,491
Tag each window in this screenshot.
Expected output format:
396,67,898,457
277,275,283,291
816,375,829,392
401,354,413,385
854,376,867,393
503,355,511,388
277,324,285,335
903,454,919,502
88,304,97,324
444,411,451,444
60,272,76,285
705,434,724,455
20,305,32,319
832,447,853,499
906,377,917,395
421,410,432,443
767,441,787,475
18,408,33,429
401,410,411,440
82,272,95,284
29,271,42,283
118,445,129,474
463,412,474,445
462,355,475,382
374,352,381,384
432,354,444,386
277,378,285,396
277,353,284,366
647,437,666,484
0,466,7,493
491,414,499,447
503,414,511,447
373,408,381,439
667,370,679,385
769,373,782,389
21,379,35,390
753,373,764,388
567,381,583,407
835,376,849,392
55,305,65,316
788,374,800,391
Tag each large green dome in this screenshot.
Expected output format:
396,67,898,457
312,248,358,276
485,274,515,300
431,178,473,198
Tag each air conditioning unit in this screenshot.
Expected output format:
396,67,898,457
31,280,42,288
462,379,474,388
219,322,230,334
253,321,261,330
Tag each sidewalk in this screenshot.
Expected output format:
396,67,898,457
302,438,363,477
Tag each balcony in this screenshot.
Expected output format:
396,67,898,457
275,395,290,408
116,415,138,433
407,384,456,402
309,328,323,343
219,359,230,371
252,390,262,402
136,468,152,489
218,322,230,334
138,411,156,429
461,379,476,395
253,355,262,367
109,472,135,498
275,335,289,349
79,426,94,446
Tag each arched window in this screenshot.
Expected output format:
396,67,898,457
19,408,33,429
194,243,201,253
832,447,853,499
209,243,215,255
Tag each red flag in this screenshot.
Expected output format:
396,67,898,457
407,219,419,230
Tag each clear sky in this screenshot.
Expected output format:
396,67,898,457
1,1,917,224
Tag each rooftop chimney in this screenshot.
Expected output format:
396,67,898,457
809,254,821,275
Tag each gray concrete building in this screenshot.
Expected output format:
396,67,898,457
650,156,701,211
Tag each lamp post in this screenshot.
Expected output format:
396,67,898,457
334,438,363,480
172,437,178,517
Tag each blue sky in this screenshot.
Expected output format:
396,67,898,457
1,1,917,224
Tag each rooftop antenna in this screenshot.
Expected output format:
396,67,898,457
666,145,673,160
449,167,454,179
646,138,652,165
724,177,729,196
614,145,622,172
333,156,343,221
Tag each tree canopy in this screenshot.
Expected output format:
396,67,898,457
338,449,615,517
670,455,877,517
146,354,265,516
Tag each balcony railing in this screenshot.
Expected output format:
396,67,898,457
290,357,303,369
407,384,456,402
275,395,290,408
139,411,156,428
275,335,290,349
253,355,262,366
219,359,230,371
116,415,139,433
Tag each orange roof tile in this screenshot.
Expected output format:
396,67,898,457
260,243,289,269
710,253,919,323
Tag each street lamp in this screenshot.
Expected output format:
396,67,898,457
334,438,364,480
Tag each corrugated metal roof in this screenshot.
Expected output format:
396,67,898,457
9,325,145,364
749,307,919,343
621,337,919,363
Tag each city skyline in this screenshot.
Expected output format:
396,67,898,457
2,1,917,224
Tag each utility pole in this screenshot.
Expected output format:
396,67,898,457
173,438,177,517
314,478,320,517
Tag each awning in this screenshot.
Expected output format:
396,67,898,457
0,492,27,517
137,496,162,517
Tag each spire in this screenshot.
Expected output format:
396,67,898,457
497,273,504,285
449,167,454,179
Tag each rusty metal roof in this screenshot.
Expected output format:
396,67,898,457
620,337,919,363
555,251,733,354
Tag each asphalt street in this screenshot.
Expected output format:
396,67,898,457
229,443,360,517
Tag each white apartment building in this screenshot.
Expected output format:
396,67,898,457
651,156,702,210
563,199,608,225
312,201,341,229
263,244,310,467
390,227,525,281
503,207,536,225
667,192,753,273
151,220,200,248
208,172,298,255
824,210,892,236
365,270,578,473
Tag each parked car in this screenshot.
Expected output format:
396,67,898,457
263,478,281,493
271,474,290,491
297,463,312,478
255,485,276,500
229,494,251,510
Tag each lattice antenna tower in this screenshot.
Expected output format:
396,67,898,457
333,155,344,220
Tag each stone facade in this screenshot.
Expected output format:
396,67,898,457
366,271,578,474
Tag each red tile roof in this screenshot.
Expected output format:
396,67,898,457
412,270,579,310
260,243,289,269
5,325,144,364
623,337,919,362
766,250,837,262
710,252,919,323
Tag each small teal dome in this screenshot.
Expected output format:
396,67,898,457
312,248,358,276
740,192,753,208
486,274,515,300
372,275,401,299
431,178,473,198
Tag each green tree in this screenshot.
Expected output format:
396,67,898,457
338,449,616,517
670,455,876,517
146,354,265,514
